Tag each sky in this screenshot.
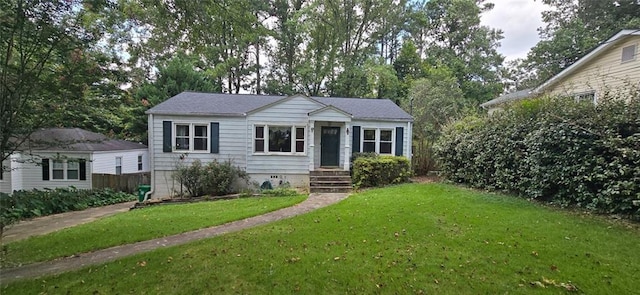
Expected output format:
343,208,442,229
480,0,548,62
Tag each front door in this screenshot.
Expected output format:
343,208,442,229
321,126,340,167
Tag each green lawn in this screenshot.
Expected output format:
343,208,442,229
3,183,639,294
0,196,306,266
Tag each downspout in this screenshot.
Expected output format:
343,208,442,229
143,113,154,202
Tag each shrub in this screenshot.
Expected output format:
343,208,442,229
0,188,135,234
352,155,412,188
173,159,248,198
435,95,640,219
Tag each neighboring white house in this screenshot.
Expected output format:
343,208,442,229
0,128,149,194
146,92,413,198
481,29,640,113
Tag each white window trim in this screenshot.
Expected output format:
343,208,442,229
173,123,210,153
621,43,637,63
253,124,307,155
51,159,79,181
360,128,395,155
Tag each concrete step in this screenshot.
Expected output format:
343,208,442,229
310,170,350,177
310,186,352,193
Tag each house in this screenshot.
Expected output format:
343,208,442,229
481,29,640,113
0,128,149,194
145,92,413,198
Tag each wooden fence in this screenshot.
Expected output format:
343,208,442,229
92,172,150,194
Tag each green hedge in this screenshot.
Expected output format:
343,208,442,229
352,155,412,188
1,188,136,232
435,96,640,219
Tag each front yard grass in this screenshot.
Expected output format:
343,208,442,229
3,183,639,294
0,196,306,267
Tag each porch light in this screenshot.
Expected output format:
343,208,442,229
346,127,349,135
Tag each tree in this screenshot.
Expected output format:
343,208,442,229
0,0,116,166
412,0,504,104
525,0,640,85
409,66,468,174
124,54,221,143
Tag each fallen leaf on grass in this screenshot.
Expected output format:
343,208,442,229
137,261,146,267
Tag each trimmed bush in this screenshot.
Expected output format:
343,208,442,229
173,159,248,198
435,96,640,219
0,188,135,234
352,155,411,188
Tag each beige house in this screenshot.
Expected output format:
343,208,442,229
481,29,640,113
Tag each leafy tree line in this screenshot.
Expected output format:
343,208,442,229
3,0,635,174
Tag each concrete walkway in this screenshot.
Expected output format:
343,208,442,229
0,193,348,284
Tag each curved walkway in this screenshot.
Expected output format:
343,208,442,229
0,193,348,284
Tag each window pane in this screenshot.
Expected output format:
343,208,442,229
380,130,392,141
193,138,207,150
380,142,392,154
53,161,64,169
194,125,207,137
176,125,189,136
364,129,376,140
269,126,292,152
116,167,122,175
53,170,64,179
363,142,376,153
176,138,189,150
67,169,79,179
296,127,305,139
296,140,304,153
255,126,264,139
255,139,264,152
115,158,122,166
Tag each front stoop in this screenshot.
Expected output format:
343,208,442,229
310,170,352,193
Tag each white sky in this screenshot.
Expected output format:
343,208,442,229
480,0,548,62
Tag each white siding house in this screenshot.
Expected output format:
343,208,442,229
146,92,413,198
0,128,148,193
481,29,640,112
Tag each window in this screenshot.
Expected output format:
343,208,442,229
255,126,265,152
174,123,208,152
622,44,636,63
115,157,122,175
254,125,306,154
360,128,394,154
52,160,64,179
51,160,79,180
379,130,393,154
575,91,596,103
67,161,79,179
138,155,143,171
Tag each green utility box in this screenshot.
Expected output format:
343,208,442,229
137,185,151,202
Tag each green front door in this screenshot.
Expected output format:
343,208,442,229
321,126,340,167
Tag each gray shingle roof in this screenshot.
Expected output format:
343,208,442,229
24,128,147,152
480,88,534,108
147,91,413,121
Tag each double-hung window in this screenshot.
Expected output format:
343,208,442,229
115,157,122,175
137,155,143,171
254,125,306,154
361,128,393,154
52,160,79,180
174,123,209,152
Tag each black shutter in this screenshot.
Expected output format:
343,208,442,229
79,159,87,181
395,127,404,156
210,122,219,154
42,159,50,180
352,126,360,154
163,121,172,152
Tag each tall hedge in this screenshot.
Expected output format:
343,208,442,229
352,155,411,188
435,96,640,219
